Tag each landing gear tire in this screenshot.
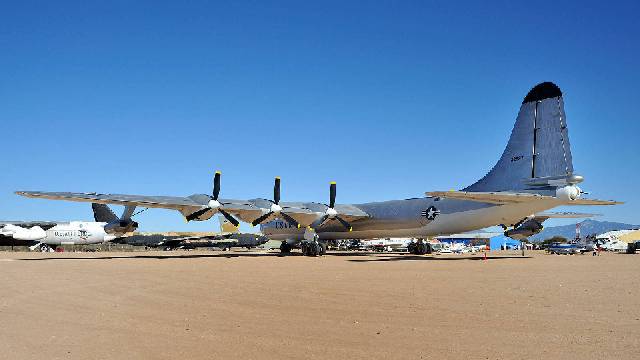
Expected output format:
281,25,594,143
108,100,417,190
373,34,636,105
301,241,322,257
319,242,327,256
39,244,51,252
279,241,292,254
408,241,431,255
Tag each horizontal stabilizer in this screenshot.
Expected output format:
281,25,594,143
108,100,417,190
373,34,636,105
561,198,623,206
533,212,599,219
427,191,553,204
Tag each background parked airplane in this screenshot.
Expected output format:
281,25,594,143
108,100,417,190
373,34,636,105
16,82,621,256
115,216,269,250
0,204,138,251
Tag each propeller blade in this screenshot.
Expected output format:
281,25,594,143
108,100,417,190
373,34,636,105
279,212,300,228
186,207,211,222
213,171,221,200
274,177,281,205
335,216,352,231
310,214,329,229
251,212,273,227
219,209,239,227
329,182,336,208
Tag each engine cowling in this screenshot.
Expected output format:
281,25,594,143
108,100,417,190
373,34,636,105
104,220,139,235
504,219,544,240
2,225,47,241
556,185,581,201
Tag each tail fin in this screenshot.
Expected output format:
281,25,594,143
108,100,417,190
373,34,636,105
464,82,577,193
92,203,119,222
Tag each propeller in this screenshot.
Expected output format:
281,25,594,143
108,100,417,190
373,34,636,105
310,182,352,231
185,171,240,227
251,177,300,228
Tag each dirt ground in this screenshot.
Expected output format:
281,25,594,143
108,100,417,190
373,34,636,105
0,250,638,360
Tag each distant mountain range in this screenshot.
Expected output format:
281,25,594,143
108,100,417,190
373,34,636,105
530,219,639,242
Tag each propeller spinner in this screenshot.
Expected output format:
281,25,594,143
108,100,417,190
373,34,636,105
310,182,352,231
251,177,300,228
185,171,240,227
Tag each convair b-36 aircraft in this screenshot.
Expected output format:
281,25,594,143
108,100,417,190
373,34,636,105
17,82,621,255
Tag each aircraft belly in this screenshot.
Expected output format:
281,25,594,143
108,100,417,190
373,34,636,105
424,199,561,236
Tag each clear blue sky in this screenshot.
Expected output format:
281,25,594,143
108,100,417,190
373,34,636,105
1,1,638,232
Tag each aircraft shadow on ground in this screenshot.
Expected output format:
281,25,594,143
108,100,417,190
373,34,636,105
347,255,532,262
15,252,532,261
15,251,383,261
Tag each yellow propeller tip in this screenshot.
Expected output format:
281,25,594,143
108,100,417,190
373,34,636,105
215,170,221,174
275,176,281,179
297,224,300,228
330,181,336,185
349,227,353,232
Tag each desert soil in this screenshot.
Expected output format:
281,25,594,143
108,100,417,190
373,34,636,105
0,250,638,359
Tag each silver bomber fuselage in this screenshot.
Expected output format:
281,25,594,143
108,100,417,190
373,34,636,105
261,196,564,241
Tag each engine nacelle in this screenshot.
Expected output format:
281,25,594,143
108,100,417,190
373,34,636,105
555,185,581,202
504,219,544,240
1,225,47,241
104,220,139,235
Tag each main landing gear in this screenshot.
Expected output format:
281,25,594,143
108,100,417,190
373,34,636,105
301,240,326,257
408,239,431,255
279,241,292,254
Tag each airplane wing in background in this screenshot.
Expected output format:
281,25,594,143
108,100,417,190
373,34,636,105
0,221,60,230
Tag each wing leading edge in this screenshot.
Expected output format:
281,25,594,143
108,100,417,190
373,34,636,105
15,191,370,227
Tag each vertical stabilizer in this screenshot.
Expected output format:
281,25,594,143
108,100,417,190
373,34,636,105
464,82,575,192
92,203,119,222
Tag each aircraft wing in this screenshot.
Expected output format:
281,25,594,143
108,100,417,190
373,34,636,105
14,191,320,225
16,191,203,211
0,221,59,230
15,191,267,222
426,191,553,204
